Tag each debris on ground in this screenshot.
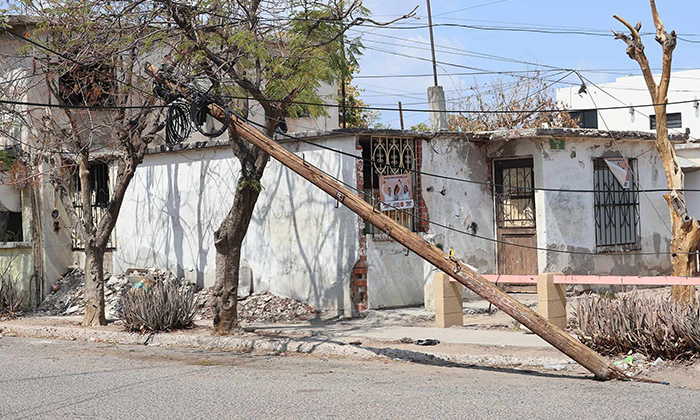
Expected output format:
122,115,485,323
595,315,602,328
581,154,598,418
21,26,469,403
35,267,317,324
235,291,317,323
413,339,440,346
610,352,667,376
35,268,85,316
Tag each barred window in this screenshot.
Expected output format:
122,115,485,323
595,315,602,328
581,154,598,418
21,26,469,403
360,136,417,234
593,158,640,252
72,161,114,249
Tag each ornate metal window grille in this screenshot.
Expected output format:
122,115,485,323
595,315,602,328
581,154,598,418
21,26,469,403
362,137,417,234
494,159,536,229
593,158,640,251
72,161,114,249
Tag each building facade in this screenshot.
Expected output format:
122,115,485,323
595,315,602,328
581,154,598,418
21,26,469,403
113,128,675,314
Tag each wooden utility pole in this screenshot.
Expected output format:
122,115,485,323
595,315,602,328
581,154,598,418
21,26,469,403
147,64,621,381
426,0,439,87
399,101,405,130
613,1,699,304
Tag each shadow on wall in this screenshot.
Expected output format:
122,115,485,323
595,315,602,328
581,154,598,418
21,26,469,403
115,143,358,311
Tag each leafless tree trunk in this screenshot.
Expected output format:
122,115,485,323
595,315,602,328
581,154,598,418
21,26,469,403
614,0,700,303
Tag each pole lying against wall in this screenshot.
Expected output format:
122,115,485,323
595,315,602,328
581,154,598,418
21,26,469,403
146,65,621,381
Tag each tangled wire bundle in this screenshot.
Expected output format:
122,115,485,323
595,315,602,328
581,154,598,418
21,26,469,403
165,101,192,146
158,81,231,146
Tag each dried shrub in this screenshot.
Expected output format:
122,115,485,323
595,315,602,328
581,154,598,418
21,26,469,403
574,291,700,359
119,281,198,332
0,278,24,317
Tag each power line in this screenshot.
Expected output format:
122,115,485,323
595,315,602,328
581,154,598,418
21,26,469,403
234,110,700,195
244,115,688,256
0,99,166,110
1,28,157,100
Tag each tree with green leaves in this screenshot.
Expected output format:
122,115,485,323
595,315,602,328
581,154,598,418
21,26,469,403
154,0,414,334
1,2,166,325
339,69,379,128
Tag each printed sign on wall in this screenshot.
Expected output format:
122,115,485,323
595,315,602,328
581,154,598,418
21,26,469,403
379,174,414,211
604,158,631,189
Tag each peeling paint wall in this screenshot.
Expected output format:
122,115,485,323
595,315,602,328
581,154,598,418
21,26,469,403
366,137,495,309
114,137,358,313
488,137,673,275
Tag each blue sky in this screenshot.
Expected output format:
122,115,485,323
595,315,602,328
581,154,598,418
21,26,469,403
353,0,700,128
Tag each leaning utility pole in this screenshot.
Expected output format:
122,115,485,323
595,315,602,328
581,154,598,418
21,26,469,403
147,65,621,381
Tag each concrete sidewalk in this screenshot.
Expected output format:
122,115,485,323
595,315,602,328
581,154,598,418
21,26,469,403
339,326,551,348
0,305,575,375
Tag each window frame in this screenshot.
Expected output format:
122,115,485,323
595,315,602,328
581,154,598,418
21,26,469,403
569,109,599,129
592,157,641,253
650,113,682,130
71,161,115,250
360,136,418,236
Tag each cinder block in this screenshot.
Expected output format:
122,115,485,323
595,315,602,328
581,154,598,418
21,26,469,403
435,297,463,315
537,273,567,328
436,311,463,328
548,316,568,330
434,272,462,300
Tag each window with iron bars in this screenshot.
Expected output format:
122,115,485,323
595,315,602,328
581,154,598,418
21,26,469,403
593,158,641,252
72,161,114,249
360,136,417,234
494,158,536,229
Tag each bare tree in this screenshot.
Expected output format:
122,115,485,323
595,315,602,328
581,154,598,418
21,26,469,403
448,73,579,131
2,1,166,325
613,0,698,303
153,0,414,334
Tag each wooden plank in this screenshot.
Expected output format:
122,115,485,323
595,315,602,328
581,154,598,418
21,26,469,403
555,275,700,286
147,65,621,381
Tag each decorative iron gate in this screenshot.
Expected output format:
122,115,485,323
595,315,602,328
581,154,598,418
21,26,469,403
364,137,416,233
494,159,536,229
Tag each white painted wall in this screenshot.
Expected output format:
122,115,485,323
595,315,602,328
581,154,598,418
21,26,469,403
365,136,496,309
114,136,358,312
487,137,672,275
556,70,700,137
675,143,700,221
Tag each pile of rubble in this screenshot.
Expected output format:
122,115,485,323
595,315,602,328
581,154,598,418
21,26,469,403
194,290,317,323
36,267,180,319
37,268,317,324
238,291,318,323
35,268,85,316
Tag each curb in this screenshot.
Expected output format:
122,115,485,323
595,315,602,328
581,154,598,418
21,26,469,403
0,323,575,371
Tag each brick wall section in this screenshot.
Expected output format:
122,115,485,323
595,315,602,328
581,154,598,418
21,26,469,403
351,137,368,313
415,139,430,233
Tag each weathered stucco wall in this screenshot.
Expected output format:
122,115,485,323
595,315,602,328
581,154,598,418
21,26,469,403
0,244,34,309
676,145,700,221
487,137,673,275
365,136,495,309
114,136,358,313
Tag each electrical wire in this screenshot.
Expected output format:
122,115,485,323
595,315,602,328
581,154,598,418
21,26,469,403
243,114,689,256
238,110,700,194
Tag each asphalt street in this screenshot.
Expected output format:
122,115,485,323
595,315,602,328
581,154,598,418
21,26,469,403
0,336,698,419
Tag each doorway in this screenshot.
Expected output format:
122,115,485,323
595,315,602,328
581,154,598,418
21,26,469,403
494,158,538,279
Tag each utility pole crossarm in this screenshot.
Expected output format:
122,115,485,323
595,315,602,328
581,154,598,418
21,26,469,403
146,64,621,381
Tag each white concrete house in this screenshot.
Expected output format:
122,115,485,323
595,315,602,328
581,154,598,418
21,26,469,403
0,15,683,314
557,70,700,223
556,69,700,136
113,127,676,314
